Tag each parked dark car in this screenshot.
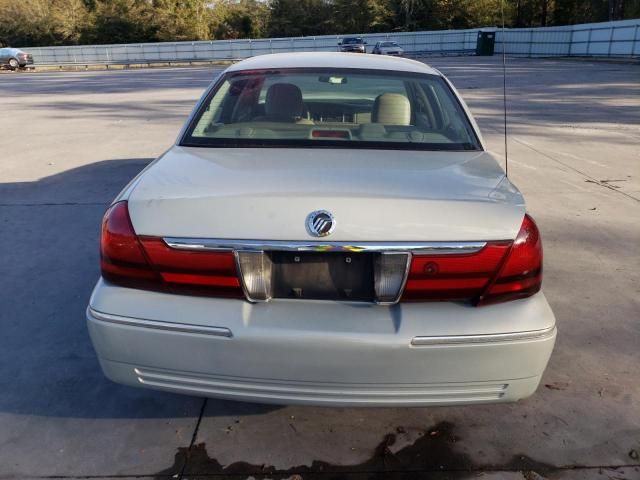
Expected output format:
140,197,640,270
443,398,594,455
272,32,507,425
338,37,367,53
0,48,34,70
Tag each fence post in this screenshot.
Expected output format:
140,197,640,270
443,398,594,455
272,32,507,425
607,26,615,57
634,24,639,56
528,29,533,57
568,27,574,56
586,27,592,56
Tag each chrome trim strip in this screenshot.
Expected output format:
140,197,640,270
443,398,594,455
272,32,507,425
164,238,487,254
411,326,556,346
87,308,233,338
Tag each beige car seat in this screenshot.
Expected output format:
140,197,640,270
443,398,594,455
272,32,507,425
372,93,411,125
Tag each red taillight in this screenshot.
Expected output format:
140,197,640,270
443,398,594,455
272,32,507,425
401,242,511,302
138,237,242,297
478,214,542,305
100,201,242,297
100,201,158,283
401,214,543,306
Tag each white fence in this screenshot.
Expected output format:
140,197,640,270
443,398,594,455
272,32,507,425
22,19,640,66
495,19,640,56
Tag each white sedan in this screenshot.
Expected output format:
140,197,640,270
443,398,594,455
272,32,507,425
372,41,404,56
87,52,556,406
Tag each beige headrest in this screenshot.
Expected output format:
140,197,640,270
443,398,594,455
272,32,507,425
372,93,411,125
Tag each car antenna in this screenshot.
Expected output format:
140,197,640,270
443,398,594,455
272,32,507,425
500,0,509,177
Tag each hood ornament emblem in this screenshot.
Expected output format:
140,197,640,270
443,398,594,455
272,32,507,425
306,210,335,237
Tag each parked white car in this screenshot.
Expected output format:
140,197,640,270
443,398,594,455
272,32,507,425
88,52,556,406
372,41,404,56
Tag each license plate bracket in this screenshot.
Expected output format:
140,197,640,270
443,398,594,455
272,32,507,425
269,252,375,301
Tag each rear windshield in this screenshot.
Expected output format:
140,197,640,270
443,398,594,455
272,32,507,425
343,38,364,44
182,68,481,151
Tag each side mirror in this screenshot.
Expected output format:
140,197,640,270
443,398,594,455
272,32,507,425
338,42,342,46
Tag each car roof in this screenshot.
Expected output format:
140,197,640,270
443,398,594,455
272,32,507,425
226,52,440,76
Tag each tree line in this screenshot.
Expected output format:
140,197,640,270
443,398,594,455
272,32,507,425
1,0,638,48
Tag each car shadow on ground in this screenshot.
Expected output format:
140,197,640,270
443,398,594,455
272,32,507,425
0,158,280,419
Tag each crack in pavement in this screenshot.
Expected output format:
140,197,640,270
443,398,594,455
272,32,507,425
177,398,209,480
509,135,640,203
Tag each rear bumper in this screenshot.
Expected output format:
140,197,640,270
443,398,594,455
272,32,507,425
87,279,556,406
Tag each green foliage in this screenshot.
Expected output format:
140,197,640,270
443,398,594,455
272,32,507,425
51,0,94,44
0,0,637,47
332,0,394,33
268,0,336,37
152,0,211,41
90,0,157,44
0,0,55,47
216,0,270,39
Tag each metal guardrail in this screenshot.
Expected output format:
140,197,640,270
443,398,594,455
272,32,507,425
495,19,640,57
21,19,640,66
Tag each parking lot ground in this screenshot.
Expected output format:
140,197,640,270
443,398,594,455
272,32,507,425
0,57,639,480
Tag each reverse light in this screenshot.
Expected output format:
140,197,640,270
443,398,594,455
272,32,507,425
374,253,409,303
235,251,273,301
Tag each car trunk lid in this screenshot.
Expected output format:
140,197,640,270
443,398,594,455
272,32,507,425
126,146,524,242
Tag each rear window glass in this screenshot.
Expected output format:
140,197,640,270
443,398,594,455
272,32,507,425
182,68,480,151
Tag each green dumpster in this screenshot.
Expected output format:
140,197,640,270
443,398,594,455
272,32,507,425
476,30,496,56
